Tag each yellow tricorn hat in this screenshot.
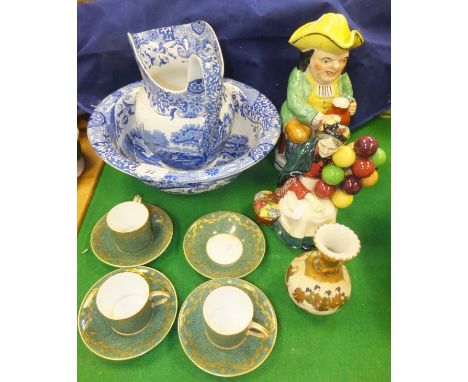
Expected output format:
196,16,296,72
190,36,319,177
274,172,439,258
289,13,364,54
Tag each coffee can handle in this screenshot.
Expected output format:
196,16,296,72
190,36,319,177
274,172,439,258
150,291,170,307
133,195,142,203
247,321,269,339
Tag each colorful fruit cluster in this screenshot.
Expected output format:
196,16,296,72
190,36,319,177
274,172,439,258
314,135,386,208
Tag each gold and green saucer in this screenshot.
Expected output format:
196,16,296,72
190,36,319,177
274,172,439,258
178,278,277,377
183,211,265,279
91,204,173,267
78,266,177,360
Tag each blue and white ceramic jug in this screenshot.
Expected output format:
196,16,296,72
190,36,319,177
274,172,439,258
128,21,235,170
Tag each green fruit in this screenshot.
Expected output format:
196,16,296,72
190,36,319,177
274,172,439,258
371,148,387,167
322,164,344,186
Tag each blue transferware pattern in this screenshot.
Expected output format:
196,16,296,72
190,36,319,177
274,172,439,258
87,79,281,194
128,21,230,170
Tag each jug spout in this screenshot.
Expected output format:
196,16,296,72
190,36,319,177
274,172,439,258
127,20,224,94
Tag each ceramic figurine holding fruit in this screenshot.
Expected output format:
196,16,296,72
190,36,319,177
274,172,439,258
271,119,349,249
275,13,364,170
253,122,386,249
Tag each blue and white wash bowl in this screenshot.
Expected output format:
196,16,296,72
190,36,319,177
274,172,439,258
128,21,233,170
87,79,281,194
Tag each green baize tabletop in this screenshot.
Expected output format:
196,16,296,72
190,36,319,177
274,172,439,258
78,117,390,381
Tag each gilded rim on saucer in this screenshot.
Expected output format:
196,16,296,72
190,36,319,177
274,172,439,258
78,266,178,360
178,278,277,377
183,211,265,279
90,204,173,267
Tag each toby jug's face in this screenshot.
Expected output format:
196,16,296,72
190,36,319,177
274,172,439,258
309,49,349,85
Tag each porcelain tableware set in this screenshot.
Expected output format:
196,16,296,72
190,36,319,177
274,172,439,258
82,20,281,376
79,194,178,360
80,192,276,376
82,17,371,378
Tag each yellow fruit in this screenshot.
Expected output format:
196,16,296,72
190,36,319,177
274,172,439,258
331,189,353,208
361,170,379,187
347,141,355,149
332,145,356,168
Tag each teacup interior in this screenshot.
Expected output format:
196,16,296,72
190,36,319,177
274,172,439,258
96,272,149,320
203,286,253,335
106,201,149,233
206,233,243,265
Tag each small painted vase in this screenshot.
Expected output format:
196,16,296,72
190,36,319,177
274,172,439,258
285,223,360,315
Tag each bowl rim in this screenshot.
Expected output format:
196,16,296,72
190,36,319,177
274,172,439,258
87,79,281,186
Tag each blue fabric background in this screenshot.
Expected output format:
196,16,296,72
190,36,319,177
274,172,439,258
77,0,390,129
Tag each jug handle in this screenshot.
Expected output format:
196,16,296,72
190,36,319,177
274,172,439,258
187,52,222,127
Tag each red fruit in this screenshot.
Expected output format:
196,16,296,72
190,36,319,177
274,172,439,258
354,136,379,158
342,175,362,195
352,158,375,178
314,180,336,198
